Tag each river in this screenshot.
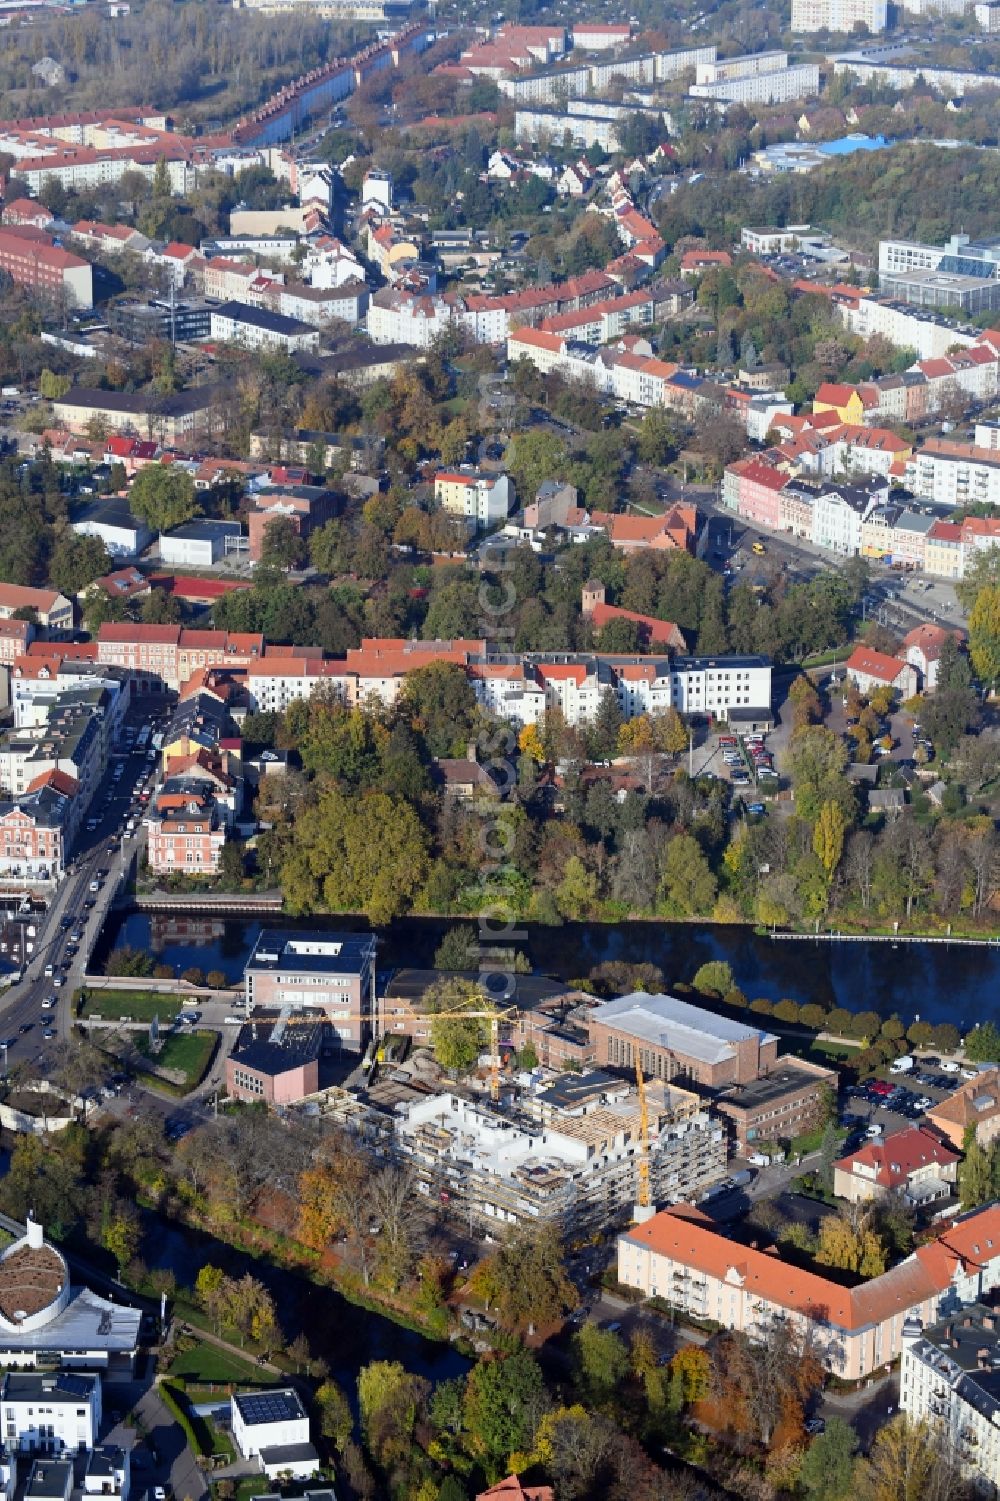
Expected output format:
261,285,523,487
143,1213,469,1391
96,909,1000,1031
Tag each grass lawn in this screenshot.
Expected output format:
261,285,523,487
77,988,183,1023
809,1038,862,1059
167,1342,264,1387
137,1029,216,1090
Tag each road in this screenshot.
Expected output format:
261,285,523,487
0,699,223,1131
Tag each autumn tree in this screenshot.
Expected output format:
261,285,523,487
969,583,1000,686
281,784,429,923
816,1205,887,1276
467,1223,577,1334
861,1414,971,1501
814,799,848,879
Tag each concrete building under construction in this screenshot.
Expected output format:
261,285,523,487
392,1069,726,1232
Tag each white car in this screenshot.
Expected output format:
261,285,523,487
940,1060,960,1073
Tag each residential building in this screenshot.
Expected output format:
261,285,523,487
477,1480,553,1501
70,500,153,561
0,1371,101,1452
226,1018,323,1105
845,645,919,698
0,228,93,309
618,1201,1000,1380
926,1068,1000,1149
901,1306,1000,1496
714,1060,839,1154
159,520,243,569
924,519,963,580
903,623,965,690
0,1216,141,1372
791,0,888,35
231,1390,318,1482
82,1448,129,1501
243,931,377,1048
833,1125,959,1206
689,57,820,104
394,1071,726,1232
0,585,71,632
210,302,319,354
433,469,515,530
51,386,220,443
589,991,779,1090
145,788,226,876
909,441,1000,510
723,457,786,529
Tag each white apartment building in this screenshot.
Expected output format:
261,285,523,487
0,1371,101,1453
791,0,888,30
434,469,515,530
667,656,772,718
366,287,456,347
471,654,771,728
839,296,983,359
909,444,1000,508
834,48,1000,94
811,482,880,554
901,1309,1000,1497
209,302,319,354
689,61,821,103
977,0,1000,29
246,660,349,715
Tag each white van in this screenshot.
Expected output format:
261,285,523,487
890,1055,914,1074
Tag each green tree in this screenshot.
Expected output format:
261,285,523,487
788,726,851,823
692,960,734,995
402,661,480,759
49,532,110,596
102,1207,141,1273
958,1127,995,1211
357,1360,427,1469
433,927,476,971
555,855,598,919
463,1350,545,1472
314,1379,352,1452
128,465,200,533
572,1323,629,1401
260,515,306,570
425,976,490,1076
798,1417,860,1501
281,785,429,924
660,833,717,916
966,1021,1000,1062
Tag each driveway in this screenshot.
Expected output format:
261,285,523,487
132,1385,208,1501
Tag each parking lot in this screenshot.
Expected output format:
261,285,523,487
840,1059,977,1142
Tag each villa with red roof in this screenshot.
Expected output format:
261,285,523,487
845,645,918,698
834,1126,959,1206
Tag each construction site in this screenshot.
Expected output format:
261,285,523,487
314,1066,727,1233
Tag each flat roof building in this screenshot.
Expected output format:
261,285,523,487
244,930,376,1050
227,1017,323,1105
589,991,779,1089
714,1058,838,1153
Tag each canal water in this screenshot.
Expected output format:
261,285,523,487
96,908,1000,1030
145,1214,469,1391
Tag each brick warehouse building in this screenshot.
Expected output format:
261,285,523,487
589,992,779,1089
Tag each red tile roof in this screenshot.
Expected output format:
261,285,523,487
834,1125,958,1189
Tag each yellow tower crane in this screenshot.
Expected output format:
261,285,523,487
633,1053,655,1223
